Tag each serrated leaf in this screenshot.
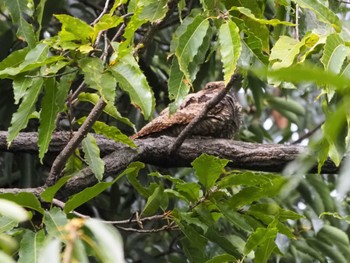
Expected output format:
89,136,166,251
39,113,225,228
18,230,45,263
219,20,241,84
38,78,59,162
84,219,125,263
55,67,77,111
17,17,37,49
142,184,166,216
168,57,190,113
79,57,116,103
64,149,83,176
192,154,229,190
13,75,33,104
89,120,136,148
321,33,350,74
0,217,19,233
0,44,64,79
205,254,236,263
7,78,44,146
293,0,341,32
175,15,209,82
269,36,304,70
64,162,143,213
255,237,278,263
117,7,146,58
244,227,278,255
55,14,94,43
78,92,135,128
82,133,105,181
0,193,44,214
139,0,168,22
230,6,295,26
92,14,123,43
0,199,29,222
40,175,74,202
4,0,32,24
110,54,154,120
0,48,28,71
242,30,269,66
44,208,68,236
218,172,272,188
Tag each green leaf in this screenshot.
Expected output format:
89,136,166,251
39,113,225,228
43,208,68,236
244,227,278,255
0,193,44,214
168,57,190,113
90,120,136,148
0,43,64,79
230,6,295,26
255,237,278,263
38,78,59,162
175,15,209,82
38,238,61,263
7,78,44,146
79,57,116,103
17,17,37,49
4,0,32,24
110,54,155,120
78,92,135,128
139,0,168,22
92,14,123,43
219,19,241,84
205,254,236,263
0,251,16,263
35,0,47,38
12,75,33,104
267,64,349,91
293,0,341,32
55,14,94,43
192,154,230,189
0,199,29,222
40,175,73,202
267,96,305,117
64,149,83,176
321,33,350,74
82,133,105,181
269,36,304,70
0,217,19,233
218,172,272,188
142,184,167,216
18,230,45,263
55,67,77,112
84,219,124,263
117,7,146,58
64,162,143,213
0,48,28,71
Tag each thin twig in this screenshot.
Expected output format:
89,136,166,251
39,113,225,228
46,98,107,186
116,223,177,233
292,122,323,144
295,4,299,40
169,74,241,154
92,0,111,25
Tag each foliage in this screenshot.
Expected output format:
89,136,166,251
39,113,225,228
0,0,350,262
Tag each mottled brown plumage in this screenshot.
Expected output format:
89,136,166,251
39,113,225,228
131,81,241,139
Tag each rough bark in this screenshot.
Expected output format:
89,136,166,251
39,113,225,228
0,131,339,197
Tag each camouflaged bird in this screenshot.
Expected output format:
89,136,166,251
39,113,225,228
131,81,241,139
